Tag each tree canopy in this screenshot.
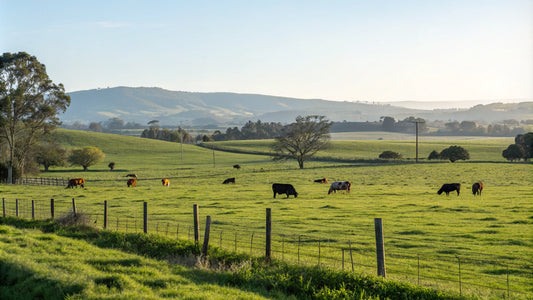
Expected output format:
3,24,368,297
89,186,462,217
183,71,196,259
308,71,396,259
440,146,470,162
68,146,105,171
0,52,70,182
271,115,333,169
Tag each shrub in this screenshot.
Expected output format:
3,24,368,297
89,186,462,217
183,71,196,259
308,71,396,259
440,146,470,162
428,150,441,160
378,151,403,159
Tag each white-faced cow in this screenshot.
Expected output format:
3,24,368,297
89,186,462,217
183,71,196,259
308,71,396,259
328,181,351,194
272,183,298,198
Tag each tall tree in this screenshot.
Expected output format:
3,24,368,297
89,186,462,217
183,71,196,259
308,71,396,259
0,52,70,182
272,115,333,169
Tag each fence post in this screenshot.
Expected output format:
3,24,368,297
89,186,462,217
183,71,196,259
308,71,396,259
31,200,35,220
266,208,271,263
193,204,200,244
16,199,18,217
143,202,148,234
234,232,237,252
202,216,211,257
298,235,301,265
104,200,108,229
2,198,5,218
507,265,510,298
50,199,55,219
374,218,386,278
342,249,345,270
349,240,354,272
72,198,77,216
318,241,321,266
250,233,254,256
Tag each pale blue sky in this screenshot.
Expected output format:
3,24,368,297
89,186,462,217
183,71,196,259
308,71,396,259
1,1,532,105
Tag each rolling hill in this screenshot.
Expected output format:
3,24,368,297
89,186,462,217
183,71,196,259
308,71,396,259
61,86,533,126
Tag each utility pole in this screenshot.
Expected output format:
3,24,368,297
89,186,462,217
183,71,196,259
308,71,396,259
411,119,425,163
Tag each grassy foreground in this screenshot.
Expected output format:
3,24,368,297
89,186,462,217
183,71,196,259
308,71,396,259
0,129,531,299
0,217,464,299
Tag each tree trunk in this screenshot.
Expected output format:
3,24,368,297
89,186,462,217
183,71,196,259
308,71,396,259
298,158,304,169
83,165,88,171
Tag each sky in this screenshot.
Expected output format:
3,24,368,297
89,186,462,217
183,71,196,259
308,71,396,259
1,0,532,108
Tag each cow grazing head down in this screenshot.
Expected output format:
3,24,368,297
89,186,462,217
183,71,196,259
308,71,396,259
66,178,85,189
223,177,235,184
233,164,241,169
272,183,298,198
127,178,137,187
472,182,483,196
328,181,351,194
314,178,328,183
162,178,170,187
437,183,461,196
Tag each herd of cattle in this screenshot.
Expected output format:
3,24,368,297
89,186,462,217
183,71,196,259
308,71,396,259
64,171,483,198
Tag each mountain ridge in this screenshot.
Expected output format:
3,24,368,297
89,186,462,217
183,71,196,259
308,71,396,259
60,86,533,126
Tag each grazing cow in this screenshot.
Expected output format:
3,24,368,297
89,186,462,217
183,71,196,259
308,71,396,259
222,177,235,184
437,183,461,196
66,178,85,189
314,178,328,183
233,164,241,169
125,174,137,178
127,178,137,187
162,178,170,187
472,182,483,196
328,181,351,194
272,183,298,198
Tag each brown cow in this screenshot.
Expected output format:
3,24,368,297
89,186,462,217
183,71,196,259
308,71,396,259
314,178,328,183
472,182,483,196
127,178,137,187
66,178,85,189
328,181,351,194
161,178,170,187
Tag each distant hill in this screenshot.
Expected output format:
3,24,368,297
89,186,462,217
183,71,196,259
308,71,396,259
60,86,533,126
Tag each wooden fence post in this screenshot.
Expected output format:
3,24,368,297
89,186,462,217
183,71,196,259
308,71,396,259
143,202,148,234
374,218,386,278
349,240,354,272
104,200,108,229
193,204,200,244
16,199,19,217
50,199,55,219
202,216,211,257
234,232,237,252
2,198,5,218
72,198,77,216
266,208,271,262
298,235,301,265
31,200,35,220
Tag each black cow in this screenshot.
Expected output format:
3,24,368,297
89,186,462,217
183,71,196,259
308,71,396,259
233,164,241,169
437,183,461,196
223,177,235,184
272,183,298,198
472,182,483,196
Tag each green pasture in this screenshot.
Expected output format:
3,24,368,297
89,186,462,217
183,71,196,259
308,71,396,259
1,129,532,298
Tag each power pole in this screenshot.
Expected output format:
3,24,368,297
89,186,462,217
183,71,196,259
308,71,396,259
411,119,425,163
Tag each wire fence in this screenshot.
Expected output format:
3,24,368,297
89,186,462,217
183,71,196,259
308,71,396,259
1,197,531,299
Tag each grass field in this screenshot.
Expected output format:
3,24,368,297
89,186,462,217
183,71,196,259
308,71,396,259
1,129,531,299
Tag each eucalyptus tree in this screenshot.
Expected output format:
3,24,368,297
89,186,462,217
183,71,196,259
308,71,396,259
272,115,333,169
0,52,70,182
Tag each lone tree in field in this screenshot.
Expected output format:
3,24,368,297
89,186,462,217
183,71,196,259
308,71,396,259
0,52,70,182
440,145,470,162
68,146,105,171
272,115,333,169
36,142,67,172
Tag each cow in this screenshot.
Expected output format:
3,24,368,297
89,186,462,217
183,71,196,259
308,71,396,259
233,164,241,169
437,183,461,196
125,174,137,178
472,182,483,196
223,177,235,184
272,183,298,198
162,178,170,187
66,178,85,189
127,178,137,187
328,181,351,194
314,178,328,183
